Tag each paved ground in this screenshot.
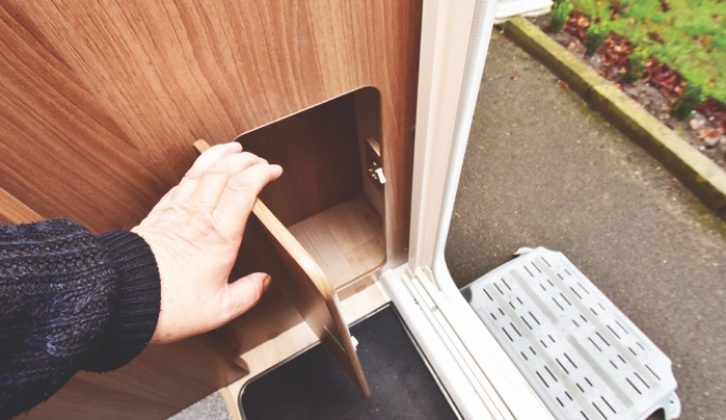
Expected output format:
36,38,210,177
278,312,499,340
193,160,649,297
445,29,726,419
173,29,726,420
171,392,229,420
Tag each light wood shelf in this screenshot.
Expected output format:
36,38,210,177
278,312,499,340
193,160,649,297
289,194,386,290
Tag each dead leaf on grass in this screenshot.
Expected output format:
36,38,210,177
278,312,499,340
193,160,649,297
596,33,634,80
643,58,686,100
697,127,724,140
564,12,590,42
698,99,726,131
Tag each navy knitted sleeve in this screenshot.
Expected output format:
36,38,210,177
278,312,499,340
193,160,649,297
0,219,161,417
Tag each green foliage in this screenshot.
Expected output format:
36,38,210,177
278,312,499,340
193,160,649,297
564,0,726,104
714,32,726,51
623,50,647,83
672,84,704,119
585,25,608,55
551,0,574,33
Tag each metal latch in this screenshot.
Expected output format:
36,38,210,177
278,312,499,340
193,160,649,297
368,161,386,184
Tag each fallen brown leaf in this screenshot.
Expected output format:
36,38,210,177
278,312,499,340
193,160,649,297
564,12,590,42
596,33,633,80
697,99,726,131
697,127,724,139
642,58,686,100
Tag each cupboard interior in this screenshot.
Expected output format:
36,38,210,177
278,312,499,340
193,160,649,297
237,87,385,291
213,87,386,362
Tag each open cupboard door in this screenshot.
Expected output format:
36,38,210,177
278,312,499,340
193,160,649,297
193,140,370,397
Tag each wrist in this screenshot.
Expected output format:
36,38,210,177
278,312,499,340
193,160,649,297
83,230,161,371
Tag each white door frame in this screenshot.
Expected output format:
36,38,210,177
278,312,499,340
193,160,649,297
383,0,552,418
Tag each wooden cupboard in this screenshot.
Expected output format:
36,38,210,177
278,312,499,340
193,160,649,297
0,1,420,418
1,1,556,419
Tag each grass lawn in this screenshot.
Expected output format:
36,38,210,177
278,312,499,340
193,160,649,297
552,0,726,105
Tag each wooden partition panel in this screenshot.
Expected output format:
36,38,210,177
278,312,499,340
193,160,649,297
0,0,421,266
194,139,370,396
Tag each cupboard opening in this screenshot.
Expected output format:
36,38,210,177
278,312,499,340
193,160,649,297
235,87,386,291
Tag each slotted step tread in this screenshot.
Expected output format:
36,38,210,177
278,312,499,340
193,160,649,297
466,247,680,420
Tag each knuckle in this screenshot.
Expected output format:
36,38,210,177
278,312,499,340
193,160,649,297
227,181,254,193
157,204,226,241
230,152,264,170
226,173,257,192
209,159,231,174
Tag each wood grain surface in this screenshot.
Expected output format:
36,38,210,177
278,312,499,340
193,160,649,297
232,88,387,289
195,139,370,396
235,91,364,226
0,0,421,267
0,187,42,223
28,337,246,419
289,194,385,289
1,1,421,416
222,275,390,419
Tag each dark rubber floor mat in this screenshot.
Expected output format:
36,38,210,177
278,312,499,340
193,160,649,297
240,305,457,420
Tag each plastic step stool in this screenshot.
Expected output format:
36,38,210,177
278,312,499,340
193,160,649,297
464,247,680,420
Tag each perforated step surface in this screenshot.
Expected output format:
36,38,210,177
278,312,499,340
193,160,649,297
465,248,680,420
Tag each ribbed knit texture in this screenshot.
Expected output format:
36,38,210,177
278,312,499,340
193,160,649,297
0,219,161,418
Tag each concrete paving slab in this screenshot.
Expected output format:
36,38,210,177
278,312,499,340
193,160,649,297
446,29,726,420
170,392,230,420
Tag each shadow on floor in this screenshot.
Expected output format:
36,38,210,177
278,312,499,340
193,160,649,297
240,306,456,420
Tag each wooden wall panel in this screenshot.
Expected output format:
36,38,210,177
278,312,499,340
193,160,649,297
0,187,42,223
28,338,246,419
0,1,421,266
0,1,421,417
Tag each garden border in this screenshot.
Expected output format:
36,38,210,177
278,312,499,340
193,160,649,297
503,17,726,216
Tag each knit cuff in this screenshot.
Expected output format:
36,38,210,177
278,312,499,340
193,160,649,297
83,230,161,372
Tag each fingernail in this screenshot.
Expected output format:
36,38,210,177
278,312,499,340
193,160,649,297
263,275,272,290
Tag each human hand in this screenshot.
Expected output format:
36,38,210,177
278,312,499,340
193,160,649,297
131,142,283,344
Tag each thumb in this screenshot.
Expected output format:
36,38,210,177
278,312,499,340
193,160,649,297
225,272,271,321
